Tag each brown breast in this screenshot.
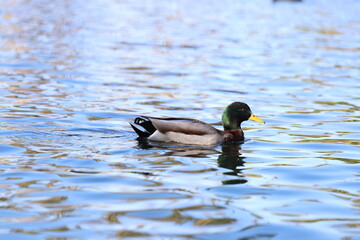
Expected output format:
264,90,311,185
221,129,244,142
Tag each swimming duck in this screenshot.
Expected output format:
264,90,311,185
129,102,265,145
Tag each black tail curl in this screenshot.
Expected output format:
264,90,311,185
130,117,157,138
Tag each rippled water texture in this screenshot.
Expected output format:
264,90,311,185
1,0,360,239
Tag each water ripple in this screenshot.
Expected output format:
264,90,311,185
0,0,360,239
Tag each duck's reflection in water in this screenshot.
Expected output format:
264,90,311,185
136,138,247,184
218,143,247,184
136,137,221,157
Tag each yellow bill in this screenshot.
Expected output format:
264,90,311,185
249,114,265,123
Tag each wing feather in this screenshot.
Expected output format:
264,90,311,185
148,117,219,135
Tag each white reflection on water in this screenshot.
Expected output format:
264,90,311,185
0,0,360,239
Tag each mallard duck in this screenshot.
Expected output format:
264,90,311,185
129,102,265,145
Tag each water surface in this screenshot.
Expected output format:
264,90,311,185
0,0,359,239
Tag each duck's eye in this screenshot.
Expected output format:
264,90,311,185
238,108,245,111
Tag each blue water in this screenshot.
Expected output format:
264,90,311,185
0,0,359,239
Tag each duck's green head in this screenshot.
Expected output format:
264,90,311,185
222,102,265,130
